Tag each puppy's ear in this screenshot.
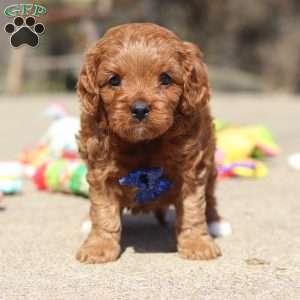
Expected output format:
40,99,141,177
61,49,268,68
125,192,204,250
77,45,102,116
77,43,109,162
179,42,210,115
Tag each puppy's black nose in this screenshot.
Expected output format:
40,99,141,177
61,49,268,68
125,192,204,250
130,101,150,121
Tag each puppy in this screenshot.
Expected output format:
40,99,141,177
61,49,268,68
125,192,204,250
76,23,231,263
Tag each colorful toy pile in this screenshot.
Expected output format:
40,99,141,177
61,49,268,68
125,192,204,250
13,112,279,198
215,120,280,179
33,159,88,196
19,116,80,173
19,114,88,196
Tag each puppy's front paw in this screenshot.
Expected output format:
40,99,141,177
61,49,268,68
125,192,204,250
76,238,121,264
178,235,221,260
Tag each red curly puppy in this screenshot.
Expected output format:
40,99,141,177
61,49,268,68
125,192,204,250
76,23,230,263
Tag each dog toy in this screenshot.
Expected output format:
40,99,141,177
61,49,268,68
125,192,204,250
33,159,88,196
119,168,171,204
217,160,268,178
43,102,68,119
215,125,279,179
39,116,79,157
0,161,24,194
19,116,80,176
288,153,300,170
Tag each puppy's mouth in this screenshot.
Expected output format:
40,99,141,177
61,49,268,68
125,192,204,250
126,123,152,142
131,125,148,139
113,122,159,143
110,111,174,143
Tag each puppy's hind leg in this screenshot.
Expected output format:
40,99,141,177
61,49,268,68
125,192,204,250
205,167,232,237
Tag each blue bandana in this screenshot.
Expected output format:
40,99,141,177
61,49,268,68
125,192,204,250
118,168,171,204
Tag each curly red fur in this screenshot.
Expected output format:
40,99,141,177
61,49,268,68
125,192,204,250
76,23,222,263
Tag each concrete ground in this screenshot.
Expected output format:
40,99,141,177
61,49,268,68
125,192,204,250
0,93,299,300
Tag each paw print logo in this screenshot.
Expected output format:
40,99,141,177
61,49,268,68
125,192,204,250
4,16,45,48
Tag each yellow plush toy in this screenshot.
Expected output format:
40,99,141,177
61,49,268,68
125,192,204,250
215,122,279,179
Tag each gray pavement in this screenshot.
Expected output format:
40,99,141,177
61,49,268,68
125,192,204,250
0,93,299,300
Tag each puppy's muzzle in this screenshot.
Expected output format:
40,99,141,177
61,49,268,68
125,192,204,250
130,101,150,121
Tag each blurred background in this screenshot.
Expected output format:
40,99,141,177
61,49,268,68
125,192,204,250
1,0,300,95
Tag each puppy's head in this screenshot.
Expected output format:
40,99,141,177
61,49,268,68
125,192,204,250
78,23,210,143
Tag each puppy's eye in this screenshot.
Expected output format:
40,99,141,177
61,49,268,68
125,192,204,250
109,75,122,86
159,73,173,85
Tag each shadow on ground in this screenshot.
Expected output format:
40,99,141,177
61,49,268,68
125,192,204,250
121,210,177,253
